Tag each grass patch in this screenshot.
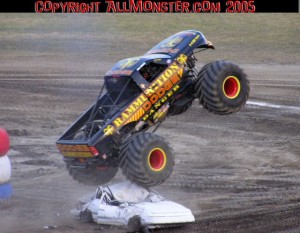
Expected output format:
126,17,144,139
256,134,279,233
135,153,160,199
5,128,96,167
0,14,299,69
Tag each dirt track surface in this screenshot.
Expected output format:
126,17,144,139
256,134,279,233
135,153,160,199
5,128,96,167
0,14,300,233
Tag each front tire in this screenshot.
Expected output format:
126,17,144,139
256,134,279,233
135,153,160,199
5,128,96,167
195,60,250,115
120,132,174,187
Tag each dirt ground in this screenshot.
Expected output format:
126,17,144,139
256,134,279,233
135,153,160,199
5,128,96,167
0,14,299,233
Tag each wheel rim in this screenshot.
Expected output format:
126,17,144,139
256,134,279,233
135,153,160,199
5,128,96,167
223,76,241,99
148,148,167,172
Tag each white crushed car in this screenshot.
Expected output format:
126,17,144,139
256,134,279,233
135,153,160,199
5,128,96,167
72,181,195,232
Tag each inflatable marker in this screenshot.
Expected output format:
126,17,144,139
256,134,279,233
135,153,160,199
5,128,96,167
0,128,10,156
0,155,11,183
0,183,12,200
0,128,12,201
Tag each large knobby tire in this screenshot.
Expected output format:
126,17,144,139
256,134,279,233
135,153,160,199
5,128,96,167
67,162,118,186
120,132,174,187
195,60,250,115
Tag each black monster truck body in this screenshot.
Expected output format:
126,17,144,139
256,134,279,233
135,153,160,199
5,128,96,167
56,30,250,187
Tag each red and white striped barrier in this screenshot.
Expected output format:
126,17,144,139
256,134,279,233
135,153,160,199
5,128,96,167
0,128,12,200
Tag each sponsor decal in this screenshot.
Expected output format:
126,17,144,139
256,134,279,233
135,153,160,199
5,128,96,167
103,125,115,136
105,58,140,76
117,57,140,69
113,94,148,127
189,34,201,47
160,36,183,48
111,54,187,128
105,70,132,76
56,144,93,158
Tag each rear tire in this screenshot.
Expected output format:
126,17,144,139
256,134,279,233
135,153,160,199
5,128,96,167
195,60,249,115
120,132,174,187
66,162,118,186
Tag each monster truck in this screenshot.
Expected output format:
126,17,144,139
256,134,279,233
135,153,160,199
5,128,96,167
56,30,250,187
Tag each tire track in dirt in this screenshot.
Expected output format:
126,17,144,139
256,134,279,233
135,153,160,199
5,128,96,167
1,65,300,232
151,203,300,233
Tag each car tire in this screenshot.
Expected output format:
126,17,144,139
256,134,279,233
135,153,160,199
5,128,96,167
79,209,93,223
127,215,142,232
